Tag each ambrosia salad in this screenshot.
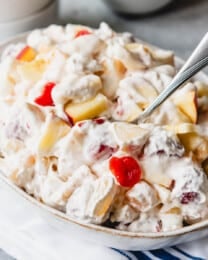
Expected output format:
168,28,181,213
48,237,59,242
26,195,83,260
0,23,208,232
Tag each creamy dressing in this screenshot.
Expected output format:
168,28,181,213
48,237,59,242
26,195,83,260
0,23,208,233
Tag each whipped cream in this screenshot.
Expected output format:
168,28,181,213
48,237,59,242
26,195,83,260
0,23,208,233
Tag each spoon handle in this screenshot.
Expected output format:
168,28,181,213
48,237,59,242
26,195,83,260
138,32,208,122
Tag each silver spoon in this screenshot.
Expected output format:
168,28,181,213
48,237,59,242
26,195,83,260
136,32,208,123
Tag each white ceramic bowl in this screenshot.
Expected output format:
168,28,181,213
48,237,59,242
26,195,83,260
0,0,57,41
0,0,51,22
102,0,172,14
0,33,208,251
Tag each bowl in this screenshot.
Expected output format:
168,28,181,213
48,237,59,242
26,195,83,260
102,0,172,15
0,0,57,41
0,0,51,23
0,32,208,251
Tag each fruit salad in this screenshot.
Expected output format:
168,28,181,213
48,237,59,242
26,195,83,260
0,23,208,233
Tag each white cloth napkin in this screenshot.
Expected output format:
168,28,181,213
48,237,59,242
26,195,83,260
0,181,207,260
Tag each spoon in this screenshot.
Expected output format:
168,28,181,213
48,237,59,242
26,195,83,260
136,32,208,123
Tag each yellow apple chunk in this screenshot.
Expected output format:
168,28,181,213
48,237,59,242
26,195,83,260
92,177,117,218
174,90,198,123
195,81,208,97
178,133,204,152
164,123,199,135
65,93,109,123
125,43,174,65
39,115,71,153
112,122,149,143
144,171,173,189
136,83,158,109
126,104,143,122
101,59,126,99
178,132,208,161
17,59,47,82
114,59,127,75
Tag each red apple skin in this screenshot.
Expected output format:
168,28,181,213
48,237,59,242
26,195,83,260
16,46,36,62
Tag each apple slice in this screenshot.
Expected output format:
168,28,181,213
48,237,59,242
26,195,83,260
112,122,149,151
16,46,36,62
164,123,199,135
160,213,183,231
135,79,158,109
38,114,71,154
125,43,174,65
126,104,143,122
178,133,204,152
90,176,117,219
195,81,208,97
150,48,174,66
154,184,171,204
112,122,149,142
17,59,47,82
114,59,127,75
112,98,143,123
65,93,109,124
141,158,173,188
101,58,126,99
126,181,159,212
75,29,91,38
144,171,173,189
174,90,198,124
119,77,158,110
194,140,208,162
178,132,208,161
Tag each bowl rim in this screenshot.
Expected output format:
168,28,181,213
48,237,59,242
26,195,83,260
0,0,56,25
0,0,52,23
1,31,208,239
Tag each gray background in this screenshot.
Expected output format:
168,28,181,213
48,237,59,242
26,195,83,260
59,0,208,60
1,0,208,258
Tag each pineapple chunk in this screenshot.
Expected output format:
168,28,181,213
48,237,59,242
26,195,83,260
39,114,71,153
17,59,47,82
65,93,109,123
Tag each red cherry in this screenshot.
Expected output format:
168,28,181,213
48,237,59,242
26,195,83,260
109,156,142,188
93,118,105,125
180,192,198,204
75,30,91,38
34,82,56,106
